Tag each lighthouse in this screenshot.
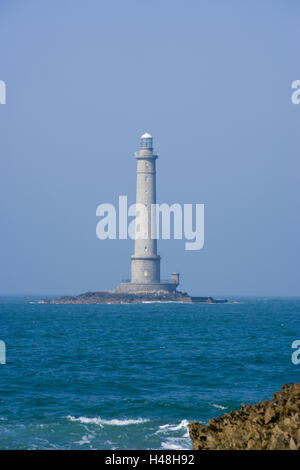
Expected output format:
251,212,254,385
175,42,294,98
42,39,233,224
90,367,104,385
116,133,179,294
131,132,161,284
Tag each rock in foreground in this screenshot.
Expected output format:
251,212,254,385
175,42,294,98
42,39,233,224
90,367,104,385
189,383,300,450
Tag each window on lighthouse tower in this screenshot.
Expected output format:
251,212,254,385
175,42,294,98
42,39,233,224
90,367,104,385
140,136,152,149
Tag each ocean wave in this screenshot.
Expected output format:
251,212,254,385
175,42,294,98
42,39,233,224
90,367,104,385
155,419,192,450
141,301,186,304
210,403,227,410
75,434,94,446
156,419,189,433
67,415,149,426
160,439,191,450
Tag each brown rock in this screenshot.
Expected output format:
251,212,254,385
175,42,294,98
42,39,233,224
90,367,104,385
189,383,300,450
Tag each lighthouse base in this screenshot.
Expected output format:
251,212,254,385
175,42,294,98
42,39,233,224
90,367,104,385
115,281,178,294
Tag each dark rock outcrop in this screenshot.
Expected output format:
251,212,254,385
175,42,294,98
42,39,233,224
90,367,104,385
189,383,300,450
38,290,230,304
38,290,190,304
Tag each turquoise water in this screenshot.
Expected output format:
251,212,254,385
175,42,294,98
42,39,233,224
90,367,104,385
0,296,299,449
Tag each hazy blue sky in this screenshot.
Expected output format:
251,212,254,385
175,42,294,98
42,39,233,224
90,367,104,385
0,0,299,296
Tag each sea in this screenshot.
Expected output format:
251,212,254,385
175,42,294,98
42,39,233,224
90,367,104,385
0,296,299,450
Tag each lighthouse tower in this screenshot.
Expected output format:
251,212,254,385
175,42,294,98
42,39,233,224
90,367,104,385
115,133,179,294
131,133,160,284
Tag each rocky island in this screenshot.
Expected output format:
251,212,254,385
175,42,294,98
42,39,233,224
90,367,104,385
38,290,232,304
189,383,300,450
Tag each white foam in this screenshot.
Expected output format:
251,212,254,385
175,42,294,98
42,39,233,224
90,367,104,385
156,420,192,450
76,434,94,446
67,415,149,426
210,403,227,410
141,301,186,304
156,419,189,433
161,438,191,450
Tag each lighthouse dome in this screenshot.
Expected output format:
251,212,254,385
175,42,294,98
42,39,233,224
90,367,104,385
140,132,153,149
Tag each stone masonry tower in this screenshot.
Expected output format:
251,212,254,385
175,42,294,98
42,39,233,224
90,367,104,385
131,133,160,284
115,133,179,294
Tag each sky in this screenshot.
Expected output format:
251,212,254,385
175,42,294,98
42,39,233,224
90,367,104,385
0,0,299,296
